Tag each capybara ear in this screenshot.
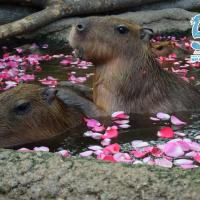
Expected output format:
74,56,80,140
140,28,154,42
42,87,58,105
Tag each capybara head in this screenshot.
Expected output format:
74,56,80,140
0,84,83,148
69,17,154,64
151,41,175,57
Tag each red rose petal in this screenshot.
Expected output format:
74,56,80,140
157,127,174,139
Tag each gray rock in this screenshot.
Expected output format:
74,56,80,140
116,8,197,33
0,148,199,200
133,0,200,12
24,8,196,44
0,5,35,25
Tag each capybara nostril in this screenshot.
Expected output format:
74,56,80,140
76,23,85,32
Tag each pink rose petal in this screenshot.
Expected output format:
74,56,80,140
111,111,129,119
155,158,173,168
5,81,17,90
92,125,105,132
103,143,120,154
177,140,190,151
170,116,186,126
91,132,103,140
189,142,200,152
143,156,155,165
60,59,72,65
57,150,71,157
156,112,170,120
150,117,160,121
15,48,23,53
98,154,116,163
33,146,49,152
163,141,184,158
21,74,35,81
113,153,132,163
133,160,143,165
185,151,197,157
114,120,129,125
88,145,103,151
17,148,32,152
150,147,163,157
39,76,57,87
174,159,193,166
79,150,93,157
130,150,148,158
93,150,103,156
175,132,186,137
84,118,101,128
101,126,118,139
194,135,200,140
119,124,131,129
83,131,93,137
101,138,111,146
194,154,200,163
131,140,149,148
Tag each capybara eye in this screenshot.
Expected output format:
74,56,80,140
156,46,164,50
116,25,129,34
14,101,31,115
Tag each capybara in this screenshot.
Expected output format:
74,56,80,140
0,83,106,148
68,17,200,114
151,41,191,59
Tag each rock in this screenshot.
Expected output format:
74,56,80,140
23,8,197,44
116,8,197,33
0,4,196,44
118,8,197,33
0,5,35,25
133,0,200,12
0,148,199,200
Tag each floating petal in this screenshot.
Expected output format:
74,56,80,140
156,112,170,120
171,116,186,126
157,127,174,139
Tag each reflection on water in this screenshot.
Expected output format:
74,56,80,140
2,42,200,153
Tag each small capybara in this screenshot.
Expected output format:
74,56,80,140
151,41,191,59
0,83,106,148
68,17,200,114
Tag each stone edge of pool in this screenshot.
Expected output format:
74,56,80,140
0,148,199,200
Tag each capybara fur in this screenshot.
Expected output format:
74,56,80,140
0,84,83,148
69,17,200,114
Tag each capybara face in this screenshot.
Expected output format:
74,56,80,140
69,17,153,64
0,84,82,148
151,41,174,57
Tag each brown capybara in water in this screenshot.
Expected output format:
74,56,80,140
68,17,200,114
0,83,106,148
151,41,191,59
